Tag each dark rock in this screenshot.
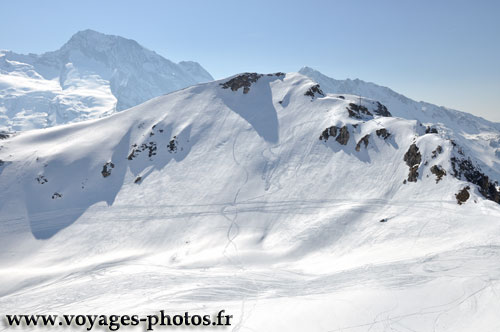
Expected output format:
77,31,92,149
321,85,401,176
134,176,142,184
408,165,419,182
430,165,446,183
451,156,500,204
450,140,464,155
336,126,350,145
36,175,48,184
376,128,391,139
128,149,138,160
456,186,470,205
374,102,392,117
355,135,370,151
51,192,62,199
338,96,345,99
220,73,263,94
379,218,388,223
304,84,325,98
346,103,372,119
128,142,157,160
101,162,115,178
141,142,157,158
431,145,443,158
426,126,439,134
404,144,422,182
168,136,178,153
319,126,338,141
0,132,9,140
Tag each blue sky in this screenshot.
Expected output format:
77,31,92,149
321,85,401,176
1,0,499,121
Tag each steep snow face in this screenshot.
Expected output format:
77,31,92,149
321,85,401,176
0,29,213,131
1,73,500,331
300,66,500,187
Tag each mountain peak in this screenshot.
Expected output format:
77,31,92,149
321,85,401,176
61,29,141,54
0,30,214,131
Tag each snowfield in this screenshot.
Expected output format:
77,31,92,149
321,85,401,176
1,72,500,331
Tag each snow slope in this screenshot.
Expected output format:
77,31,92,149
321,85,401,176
299,66,500,183
0,29,213,131
1,73,500,331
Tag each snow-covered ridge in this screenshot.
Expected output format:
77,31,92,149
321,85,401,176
300,66,500,188
0,71,498,240
1,72,500,330
0,29,213,131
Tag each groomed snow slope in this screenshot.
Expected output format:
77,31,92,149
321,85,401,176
0,29,213,131
1,73,500,331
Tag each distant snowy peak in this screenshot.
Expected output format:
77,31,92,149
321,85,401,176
0,29,213,131
178,61,213,83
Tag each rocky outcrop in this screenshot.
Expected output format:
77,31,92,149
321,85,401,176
346,103,372,119
374,102,392,117
431,145,443,158
336,126,350,145
101,162,115,178
319,125,349,145
376,128,391,140
128,142,158,160
220,73,263,94
430,165,446,183
0,132,9,140
404,144,422,182
355,135,370,151
36,175,48,184
426,126,438,134
168,136,178,153
451,156,500,204
456,186,470,205
319,126,338,142
51,192,62,199
304,84,325,98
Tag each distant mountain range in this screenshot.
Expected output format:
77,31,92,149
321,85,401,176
1,31,500,331
0,29,213,131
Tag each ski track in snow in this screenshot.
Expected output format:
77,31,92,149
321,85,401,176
1,72,500,331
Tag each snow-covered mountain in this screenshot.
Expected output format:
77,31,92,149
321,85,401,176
0,29,213,131
300,66,500,186
1,72,499,331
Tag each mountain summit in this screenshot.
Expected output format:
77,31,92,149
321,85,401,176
0,30,213,131
1,72,500,330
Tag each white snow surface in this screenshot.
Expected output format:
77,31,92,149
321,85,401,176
0,30,213,131
1,72,500,331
